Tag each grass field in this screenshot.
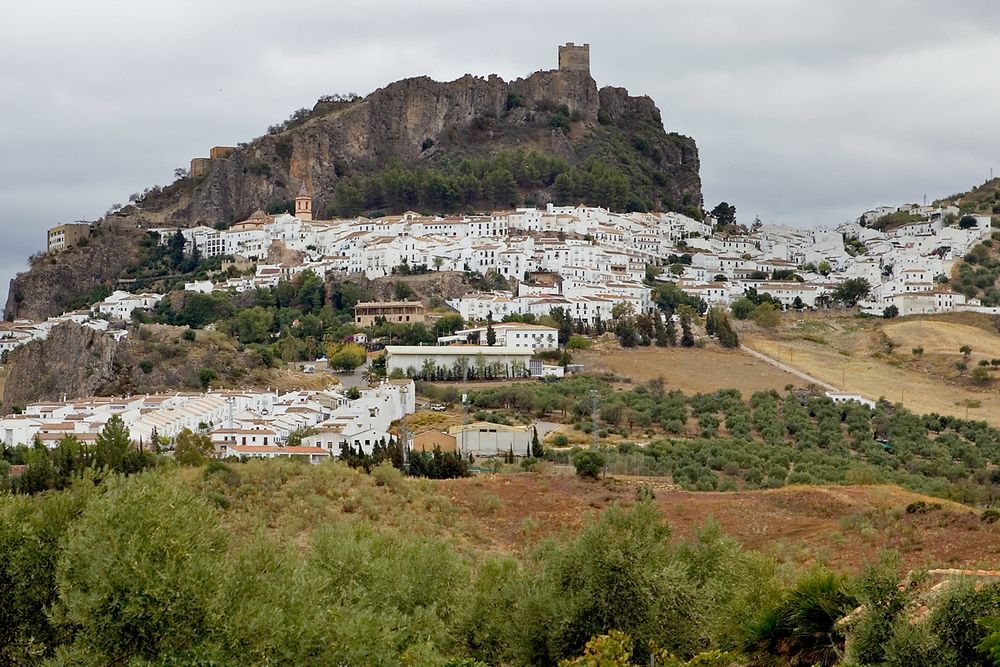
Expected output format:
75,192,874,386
574,344,805,395
182,460,997,573
742,314,1000,423
441,473,998,572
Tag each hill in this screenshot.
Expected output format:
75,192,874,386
935,176,1000,216
741,312,1000,423
0,322,327,412
6,55,701,322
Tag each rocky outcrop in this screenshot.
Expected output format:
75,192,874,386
116,68,701,228
6,64,703,321
0,323,274,410
1,323,120,410
5,226,147,321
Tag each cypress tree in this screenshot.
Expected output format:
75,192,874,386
531,426,543,459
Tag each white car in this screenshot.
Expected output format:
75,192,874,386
430,403,447,412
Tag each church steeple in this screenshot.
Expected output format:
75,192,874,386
295,183,313,221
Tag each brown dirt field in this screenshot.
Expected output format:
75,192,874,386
574,345,806,395
440,473,1000,573
742,315,1000,423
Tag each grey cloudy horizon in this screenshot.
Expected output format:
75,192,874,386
2,0,998,308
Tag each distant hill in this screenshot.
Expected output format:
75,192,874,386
123,68,702,226
6,55,702,321
935,176,1000,216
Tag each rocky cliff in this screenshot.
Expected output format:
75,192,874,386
97,68,701,228
0,323,274,411
7,65,702,321
5,226,147,321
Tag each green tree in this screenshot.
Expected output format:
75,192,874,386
54,474,226,662
832,278,871,307
486,320,497,346
433,313,464,337
327,343,368,372
394,281,415,300
94,415,132,473
710,201,737,229
531,426,543,459
573,450,606,480
752,303,781,328
232,306,274,344
174,428,214,466
679,307,695,347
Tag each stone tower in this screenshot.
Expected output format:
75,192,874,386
295,183,313,221
558,42,590,74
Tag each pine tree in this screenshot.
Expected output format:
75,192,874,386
679,308,695,348
716,312,740,348
95,415,132,473
531,426,543,458
653,310,669,347
665,317,678,347
485,310,497,346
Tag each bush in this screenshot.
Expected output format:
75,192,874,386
573,450,606,479
752,303,781,328
182,328,196,342
54,474,226,661
139,359,154,374
372,460,405,490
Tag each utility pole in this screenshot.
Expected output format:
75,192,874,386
399,385,410,465
462,392,469,458
590,389,599,450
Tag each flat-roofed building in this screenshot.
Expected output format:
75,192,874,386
354,301,426,327
449,421,532,457
47,223,91,253
384,345,534,379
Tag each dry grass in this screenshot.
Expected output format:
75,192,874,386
441,473,999,572
178,460,998,573
574,344,805,395
743,314,1000,423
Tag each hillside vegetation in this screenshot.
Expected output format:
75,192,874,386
952,231,1000,305
2,461,999,666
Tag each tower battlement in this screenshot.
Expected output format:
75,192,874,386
558,42,590,73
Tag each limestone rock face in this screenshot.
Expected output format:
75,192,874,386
1,323,119,411
5,226,146,321
131,68,701,228
6,66,703,321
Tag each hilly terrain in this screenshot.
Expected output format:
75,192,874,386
6,64,701,322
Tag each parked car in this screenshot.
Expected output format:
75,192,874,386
430,403,447,412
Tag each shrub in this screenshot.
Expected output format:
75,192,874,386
372,461,405,490
573,450,606,480
139,359,154,374
182,328,196,342
54,474,226,661
971,366,992,385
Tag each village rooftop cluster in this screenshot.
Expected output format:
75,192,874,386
11,190,994,367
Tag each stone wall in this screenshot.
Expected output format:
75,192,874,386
558,42,590,73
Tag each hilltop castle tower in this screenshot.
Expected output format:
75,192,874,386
295,183,313,221
558,42,590,74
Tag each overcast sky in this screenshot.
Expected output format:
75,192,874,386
2,0,998,308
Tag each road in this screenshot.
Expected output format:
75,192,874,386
738,344,838,391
